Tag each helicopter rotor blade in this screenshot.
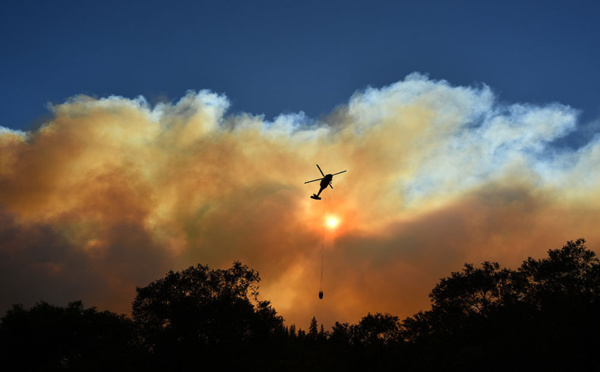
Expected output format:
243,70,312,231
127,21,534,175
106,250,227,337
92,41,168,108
304,178,323,184
332,170,347,176
329,182,333,189
316,164,325,177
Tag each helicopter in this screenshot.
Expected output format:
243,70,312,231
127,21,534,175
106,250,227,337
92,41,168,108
304,164,346,200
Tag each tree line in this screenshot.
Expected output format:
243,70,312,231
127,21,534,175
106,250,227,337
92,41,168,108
1,239,599,371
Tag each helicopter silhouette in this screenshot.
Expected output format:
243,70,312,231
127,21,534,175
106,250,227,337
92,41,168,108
304,164,346,200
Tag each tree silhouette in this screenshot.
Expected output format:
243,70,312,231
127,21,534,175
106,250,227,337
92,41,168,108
308,316,319,340
354,312,400,346
330,321,353,345
429,261,512,317
512,238,600,371
399,239,600,371
1,240,598,371
518,238,600,307
0,301,138,371
132,261,284,370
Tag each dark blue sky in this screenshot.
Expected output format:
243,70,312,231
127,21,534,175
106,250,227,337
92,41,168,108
2,0,599,136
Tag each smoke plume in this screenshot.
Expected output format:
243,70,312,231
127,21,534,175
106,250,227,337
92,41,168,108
1,73,599,328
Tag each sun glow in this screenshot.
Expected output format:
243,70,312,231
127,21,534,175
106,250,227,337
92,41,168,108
326,216,339,229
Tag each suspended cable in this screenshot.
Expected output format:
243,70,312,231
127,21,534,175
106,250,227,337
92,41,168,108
319,197,325,299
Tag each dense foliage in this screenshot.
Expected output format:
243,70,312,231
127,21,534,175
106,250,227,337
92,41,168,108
0,301,140,371
1,239,599,371
132,261,285,370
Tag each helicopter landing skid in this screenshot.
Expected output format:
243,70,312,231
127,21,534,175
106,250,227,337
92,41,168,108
310,194,322,200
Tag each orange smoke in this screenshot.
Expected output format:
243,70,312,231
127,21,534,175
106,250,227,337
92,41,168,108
1,74,599,329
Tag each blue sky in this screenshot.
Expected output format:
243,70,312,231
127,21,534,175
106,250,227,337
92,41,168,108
1,0,599,142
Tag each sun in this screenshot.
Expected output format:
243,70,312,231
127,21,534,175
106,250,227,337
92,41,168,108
326,216,339,229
